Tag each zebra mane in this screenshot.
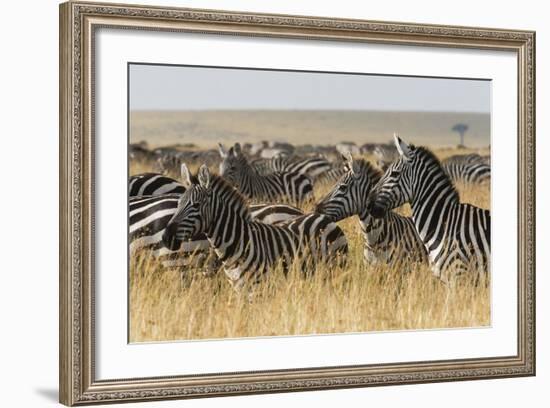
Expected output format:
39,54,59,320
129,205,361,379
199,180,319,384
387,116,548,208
196,171,253,219
413,146,460,200
353,158,383,184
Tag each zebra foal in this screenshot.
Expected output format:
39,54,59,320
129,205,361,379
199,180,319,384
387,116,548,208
129,173,185,197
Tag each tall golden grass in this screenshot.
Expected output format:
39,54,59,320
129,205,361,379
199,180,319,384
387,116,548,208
129,148,490,343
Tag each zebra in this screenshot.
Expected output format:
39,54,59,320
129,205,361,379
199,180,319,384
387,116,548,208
129,142,155,162
130,185,305,273
336,142,361,156
442,161,491,185
154,149,221,175
252,154,345,182
373,143,399,172
129,173,185,197
248,140,295,157
315,154,427,266
442,153,490,166
250,154,291,175
162,165,348,290
367,135,491,283
130,193,214,270
218,143,314,204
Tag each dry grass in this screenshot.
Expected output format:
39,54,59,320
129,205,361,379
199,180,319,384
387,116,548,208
129,148,491,343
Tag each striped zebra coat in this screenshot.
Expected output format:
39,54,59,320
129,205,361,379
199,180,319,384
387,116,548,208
368,135,490,282
130,192,305,273
162,165,348,290
252,155,345,183
219,143,314,204
129,173,185,197
316,154,426,266
442,161,491,185
443,153,490,166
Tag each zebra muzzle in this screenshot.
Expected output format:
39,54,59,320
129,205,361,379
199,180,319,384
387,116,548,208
367,198,386,219
162,223,182,251
314,202,326,214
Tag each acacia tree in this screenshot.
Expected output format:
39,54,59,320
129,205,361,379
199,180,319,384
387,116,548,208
452,123,469,147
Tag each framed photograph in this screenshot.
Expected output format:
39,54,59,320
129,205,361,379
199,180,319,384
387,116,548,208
59,1,536,405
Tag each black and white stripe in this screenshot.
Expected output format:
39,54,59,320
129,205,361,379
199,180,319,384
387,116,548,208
442,161,491,185
252,154,344,182
368,135,490,282
129,173,185,197
162,165,348,290
219,143,314,204
129,193,211,269
443,153,490,166
316,154,426,266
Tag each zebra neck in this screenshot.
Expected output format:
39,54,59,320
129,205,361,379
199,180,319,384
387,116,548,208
236,163,262,197
205,200,250,265
359,212,386,244
409,166,459,243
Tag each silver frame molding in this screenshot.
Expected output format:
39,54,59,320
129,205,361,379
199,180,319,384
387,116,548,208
59,1,535,405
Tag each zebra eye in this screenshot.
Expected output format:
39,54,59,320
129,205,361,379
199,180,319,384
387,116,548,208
390,170,400,178
338,184,348,193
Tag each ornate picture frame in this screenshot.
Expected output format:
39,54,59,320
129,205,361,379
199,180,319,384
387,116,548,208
59,1,535,405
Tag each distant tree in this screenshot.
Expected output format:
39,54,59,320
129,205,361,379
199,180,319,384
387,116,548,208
452,123,469,147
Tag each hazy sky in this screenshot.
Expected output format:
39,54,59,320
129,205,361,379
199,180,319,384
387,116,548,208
129,64,490,113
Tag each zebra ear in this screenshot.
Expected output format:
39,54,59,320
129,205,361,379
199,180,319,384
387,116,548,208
233,143,242,157
343,152,353,166
180,163,192,188
351,160,361,178
394,133,412,161
218,143,228,158
343,152,359,177
197,164,211,189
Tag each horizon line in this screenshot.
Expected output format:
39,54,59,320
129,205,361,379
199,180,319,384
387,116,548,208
129,108,490,114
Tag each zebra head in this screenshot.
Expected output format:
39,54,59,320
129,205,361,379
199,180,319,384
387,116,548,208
368,134,415,219
162,164,213,250
218,142,247,185
315,153,381,221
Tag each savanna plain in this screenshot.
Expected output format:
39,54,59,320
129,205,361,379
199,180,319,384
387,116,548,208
129,110,491,342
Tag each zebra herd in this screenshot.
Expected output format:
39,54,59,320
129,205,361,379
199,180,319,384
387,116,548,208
130,135,491,290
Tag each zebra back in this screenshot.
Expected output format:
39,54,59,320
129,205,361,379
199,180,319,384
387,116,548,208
253,154,345,183
442,162,491,185
129,173,185,197
442,153,486,166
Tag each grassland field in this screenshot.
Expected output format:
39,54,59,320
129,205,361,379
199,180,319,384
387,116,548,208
129,146,490,343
